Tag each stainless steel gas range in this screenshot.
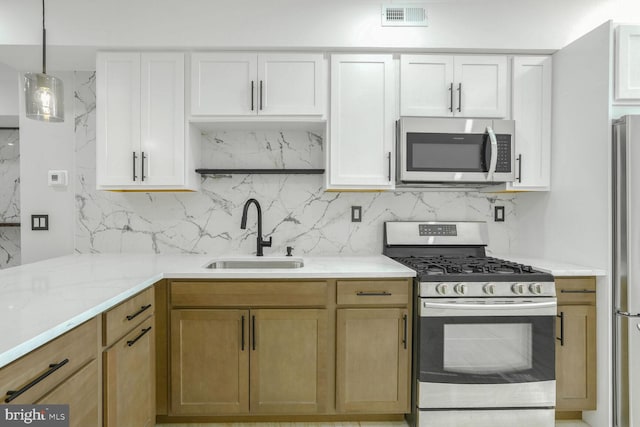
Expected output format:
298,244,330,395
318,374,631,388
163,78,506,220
384,221,557,427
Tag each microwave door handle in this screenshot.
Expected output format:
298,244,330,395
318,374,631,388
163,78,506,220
486,126,498,180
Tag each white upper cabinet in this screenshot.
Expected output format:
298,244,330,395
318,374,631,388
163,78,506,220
615,25,640,101
508,56,552,191
97,52,195,191
401,55,507,118
191,53,324,116
328,54,395,190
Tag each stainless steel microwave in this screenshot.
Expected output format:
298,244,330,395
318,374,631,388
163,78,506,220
397,118,515,184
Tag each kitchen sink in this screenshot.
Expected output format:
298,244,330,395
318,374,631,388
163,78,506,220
205,258,304,269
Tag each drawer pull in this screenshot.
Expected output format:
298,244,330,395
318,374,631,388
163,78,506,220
356,291,392,297
127,327,152,347
5,358,69,403
560,289,596,294
126,304,152,321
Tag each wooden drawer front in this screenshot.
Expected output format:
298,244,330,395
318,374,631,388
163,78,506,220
556,277,596,305
170,281,328,307
104,287,155,346
0,317,98,404
337,280,410,306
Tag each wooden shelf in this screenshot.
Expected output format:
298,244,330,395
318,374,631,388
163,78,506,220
0,223,20,227
196,169,324,175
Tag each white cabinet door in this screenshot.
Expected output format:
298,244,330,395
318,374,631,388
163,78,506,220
329,54,395,190
97,52,141,188
190,52,257,115
141,53,185,186
509,56,552,191
455,56,507,118
400,55,454,116
616,25,640,100
258,53,324,115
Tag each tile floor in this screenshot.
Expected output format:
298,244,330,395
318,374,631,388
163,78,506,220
157,421,591,427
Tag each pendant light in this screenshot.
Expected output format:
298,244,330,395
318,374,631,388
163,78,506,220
24,0,64,122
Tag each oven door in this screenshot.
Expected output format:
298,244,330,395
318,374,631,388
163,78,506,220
417,297,556,409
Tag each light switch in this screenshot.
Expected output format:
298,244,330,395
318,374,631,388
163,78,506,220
494,206,505,222
48,170,68,187
351,206,362,222
31,214,49,231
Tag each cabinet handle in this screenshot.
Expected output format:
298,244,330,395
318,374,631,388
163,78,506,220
448,82,454,113
516,154,522,183
556,312,564,346
356,291,392,296
5,359,69,403
560,289,596,294
141,151,146,182
132,152,138,182
241,315,245,351
402,314,408,349
252,315,256,351
126,304,152,321
387,152,392,182
251,81,255,111
127,326,152,347
259,80,263,111
457,83,462,113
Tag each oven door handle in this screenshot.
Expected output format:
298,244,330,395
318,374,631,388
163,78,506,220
486,126,498,181
421,299,557,317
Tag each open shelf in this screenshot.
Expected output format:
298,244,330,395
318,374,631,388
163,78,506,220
196,169,325,175
0,223,20,227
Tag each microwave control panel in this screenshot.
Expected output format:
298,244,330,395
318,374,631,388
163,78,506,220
495,135,512,173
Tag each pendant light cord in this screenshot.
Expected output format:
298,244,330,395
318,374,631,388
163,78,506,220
42,0,46,74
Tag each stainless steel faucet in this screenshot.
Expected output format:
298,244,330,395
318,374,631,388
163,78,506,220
240,198,272,256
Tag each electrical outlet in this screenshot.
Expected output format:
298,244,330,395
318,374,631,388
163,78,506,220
494,206,505,222
351,206,362,222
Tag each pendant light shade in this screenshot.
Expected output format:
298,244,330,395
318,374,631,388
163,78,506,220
24,0,64,122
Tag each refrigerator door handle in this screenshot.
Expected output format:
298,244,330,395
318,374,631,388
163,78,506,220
616,310,640,318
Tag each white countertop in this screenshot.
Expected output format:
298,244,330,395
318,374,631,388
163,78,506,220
0,254,415,368
490,253,607,277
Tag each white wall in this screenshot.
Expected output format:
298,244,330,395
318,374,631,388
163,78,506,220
2,0,640,70
513,21,613,427
18,71,76,264
0,63,18,126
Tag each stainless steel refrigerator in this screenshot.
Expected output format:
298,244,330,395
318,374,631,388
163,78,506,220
613,115,640,427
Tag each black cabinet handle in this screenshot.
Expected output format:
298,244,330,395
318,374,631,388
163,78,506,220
556,312,564,346
5,359,69,403
259,80,264,111
402,314,408,349
251,81,255,111
126,304,152,321
252,315,256,351
141,151,146,182
561,289,596,294
127,326,152,347
241,315,245,351
356,291,392,296
448,82,453,113
387,152,392,182
132,152,137,181
457,83,462,113
517,154,522,183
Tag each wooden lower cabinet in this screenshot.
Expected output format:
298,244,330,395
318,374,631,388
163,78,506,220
104,316,155,427
336,308,409,413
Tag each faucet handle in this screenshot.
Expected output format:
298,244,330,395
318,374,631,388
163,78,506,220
262,236,272,248
286,246,294,257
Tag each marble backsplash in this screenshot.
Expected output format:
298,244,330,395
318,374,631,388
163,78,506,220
74,71,517,256
0,129,20,268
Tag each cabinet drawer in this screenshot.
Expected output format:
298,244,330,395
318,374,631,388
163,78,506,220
337,280,410,306
103,287,154,346
170,281,328,307
0,317,98,404
556,277,596,305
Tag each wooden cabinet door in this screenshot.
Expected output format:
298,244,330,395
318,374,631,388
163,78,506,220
104,317,155,427
454,55,507,118
336,308,409,413
36,359,100,427
190,52,257,115
258,53,324,115
400,55,454,117
510,56,552,191
170,309,249,415
329,54,395,190
140,53,185,186
96,52,141,188
556,305,597,411
250,309,328,413
615,25,640,100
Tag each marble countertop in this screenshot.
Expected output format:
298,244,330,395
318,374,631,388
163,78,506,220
489,253,607,277
0,253,415,368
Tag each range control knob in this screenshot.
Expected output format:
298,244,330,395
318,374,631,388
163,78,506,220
529,283,543,295
483,283,496,295
511,283,526,295
454,283,468,295
435,283,449,295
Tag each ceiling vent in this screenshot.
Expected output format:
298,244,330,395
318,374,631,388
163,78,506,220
381,4,428,27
